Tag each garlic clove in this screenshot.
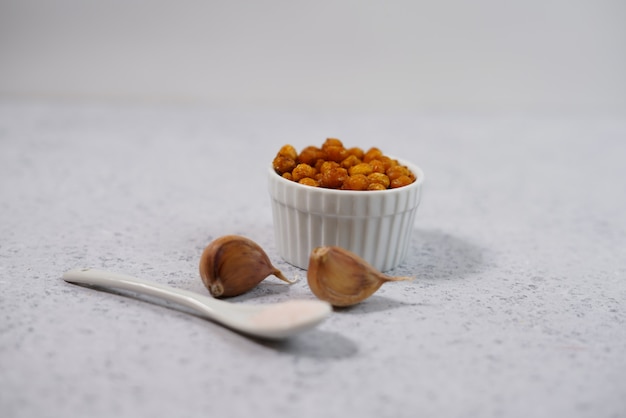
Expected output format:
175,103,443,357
306,246,411,307
199,235,294,298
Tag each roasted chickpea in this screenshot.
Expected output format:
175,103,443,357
314,158,325,172
318,160,340,175
391,175,413,188
273,155,296,175
319,165,348,189
368,182,387,191
299,177,319,187
292,163,317,182
345,147,365,160
298,146,325,166
322,138,344,150
325,145,347,163
368,159,386,174
363,147,383,163
277,144,298,160
379,156,396,171
340,154,361,169
348,163,374,177
386,165,410,181
342,174,369,190
368,172,391,188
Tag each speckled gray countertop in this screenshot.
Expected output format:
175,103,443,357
1,99,625,418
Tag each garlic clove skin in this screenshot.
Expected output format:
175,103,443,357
307,246,411,307
199,235,294,298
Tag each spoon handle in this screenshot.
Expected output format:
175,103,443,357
62,268,223,317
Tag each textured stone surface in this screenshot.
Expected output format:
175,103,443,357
1,100,625,418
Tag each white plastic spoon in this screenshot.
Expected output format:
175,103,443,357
62,268,332,339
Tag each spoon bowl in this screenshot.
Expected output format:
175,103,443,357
62,268,332,339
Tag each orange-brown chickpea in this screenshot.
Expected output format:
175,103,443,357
322,138,344,150
391,175,413,188
292,163,317,182
379,156,396,171
340,154,361,169
348,162,374,177
368,183,387,191
319,160,339,173
273,155,297,174
325,145,347,163
386,165,410,181
277,144,298,160
368,172,390,188
298,146,325,166
342,174,369,190
299,177,319,187
282,172,293,181
319,166,348,189
368,159,386,174
345,147,364,160
363,147,383,163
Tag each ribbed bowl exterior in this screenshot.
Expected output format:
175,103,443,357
268,160,424,271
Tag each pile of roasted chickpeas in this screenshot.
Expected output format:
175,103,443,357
272,138,416,190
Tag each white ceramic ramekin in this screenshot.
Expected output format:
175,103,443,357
268,159,424,271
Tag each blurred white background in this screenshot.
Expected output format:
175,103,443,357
1,0,625,111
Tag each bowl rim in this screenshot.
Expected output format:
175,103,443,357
268,156,424,196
